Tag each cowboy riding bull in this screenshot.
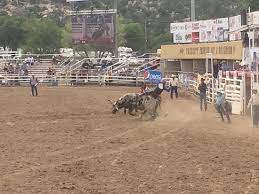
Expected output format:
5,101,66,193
109,81,169,119
109,92,161,120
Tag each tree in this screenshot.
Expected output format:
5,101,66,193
147,32,171,52
123,23,145,52
250,0,259,11
24,18,62,53
48,10,67,27
0,16,26,50
61,21,72,48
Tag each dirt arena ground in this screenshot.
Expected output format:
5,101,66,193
0,86,259,194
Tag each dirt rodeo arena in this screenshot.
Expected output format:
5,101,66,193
0,85,258,194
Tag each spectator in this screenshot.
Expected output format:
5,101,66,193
234,61,241,71
30,75,39,96
220,60,232,71
82,62,89,69
3,64,8,72
20,69,24,76
24,69,29,76
243,33,249,48
52,56,57,65
47,67,54,76
213,60,220,78
30,56,34,66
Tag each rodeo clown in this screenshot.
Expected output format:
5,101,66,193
215,89,231,123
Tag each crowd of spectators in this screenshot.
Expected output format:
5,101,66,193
1,57,35,76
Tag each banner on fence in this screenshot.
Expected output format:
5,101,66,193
72,13,115,45
144,70,162,84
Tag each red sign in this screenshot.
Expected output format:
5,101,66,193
192,32,199,43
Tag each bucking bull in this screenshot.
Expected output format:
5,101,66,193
108,93,161,120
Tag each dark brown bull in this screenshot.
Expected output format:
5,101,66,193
109,93,141,116
109,93,161,120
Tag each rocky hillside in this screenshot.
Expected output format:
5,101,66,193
0,0,253,20
0,0,69,17
0,0,258,53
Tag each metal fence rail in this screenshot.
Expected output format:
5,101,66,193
0,74,145,87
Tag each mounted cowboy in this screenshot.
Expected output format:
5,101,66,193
144,79,170,100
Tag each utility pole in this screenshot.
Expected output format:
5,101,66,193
114,0,118,58
191,0,195,21
144,19,147,53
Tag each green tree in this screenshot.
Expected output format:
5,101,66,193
250,0,259,11
147,32,171,52
48,10,67,27
123,23,145,52
24,18,62,53
61,21,72,48
0,16,26,50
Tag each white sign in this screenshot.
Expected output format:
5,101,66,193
248,11,259,25
229,15,242,41
170,17,229,43
170,23,186,33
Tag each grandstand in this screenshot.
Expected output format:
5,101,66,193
0,52,161,87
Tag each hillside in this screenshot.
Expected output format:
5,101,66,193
0,0,258,53
0,0,252,20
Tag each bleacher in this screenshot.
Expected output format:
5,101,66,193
28,61,62,76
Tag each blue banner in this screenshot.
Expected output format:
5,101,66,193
144,70,162,84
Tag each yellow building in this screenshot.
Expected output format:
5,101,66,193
160,41,243,76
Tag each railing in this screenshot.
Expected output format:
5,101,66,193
58,56,73,67
167,71,246,114
0,73,144,87
0,69,248,114
137,58,160,72
65,58,87,74
103,61,122,74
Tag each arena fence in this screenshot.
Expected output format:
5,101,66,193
0,70,251,115
0,74,145,87
166,71,247,115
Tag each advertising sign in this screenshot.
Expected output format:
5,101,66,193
170,22,185,33
249,11,259,25
72,13,114,45
229,15,242,41
192,32,199,42
171,22,192,43
174,32,192,43
171,17,229,44
199,20,209,42
144,70,162,84
215,18,228,42
192,21,200,32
